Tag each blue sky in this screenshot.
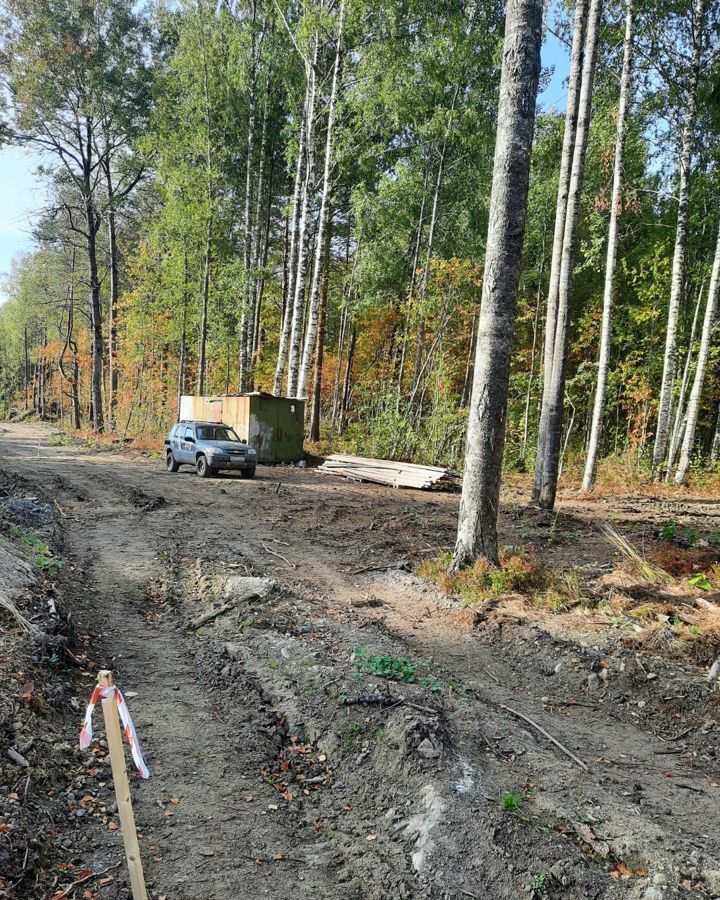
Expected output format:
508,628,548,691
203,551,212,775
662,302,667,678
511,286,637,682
0,24,571,304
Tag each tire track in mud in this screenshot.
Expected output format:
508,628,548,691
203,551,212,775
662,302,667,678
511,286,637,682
47,475,344,898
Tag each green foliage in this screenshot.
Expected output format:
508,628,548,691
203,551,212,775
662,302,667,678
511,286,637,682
500,789,527,816
8,525,65,578
689,573,712,592
354,644,417,683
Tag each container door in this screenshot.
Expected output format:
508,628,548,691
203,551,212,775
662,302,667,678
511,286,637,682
275,400,303,463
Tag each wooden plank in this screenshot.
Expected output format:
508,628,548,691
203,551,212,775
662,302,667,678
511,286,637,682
317,453,447,489
325,453,446,474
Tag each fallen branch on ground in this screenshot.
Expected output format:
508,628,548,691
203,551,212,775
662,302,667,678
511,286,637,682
53,862,121,899
500,703,589,773
189,603,235,631
262,544,295,567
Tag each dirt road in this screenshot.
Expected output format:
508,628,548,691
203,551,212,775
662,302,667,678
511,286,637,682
2,422,720,900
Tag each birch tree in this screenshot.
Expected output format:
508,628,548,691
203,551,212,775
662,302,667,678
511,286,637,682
652,0,706,472
534,0,603,510
452,0,542,570
674,221,720,484
297,0,346,400
531,0,589,500
286,29,321,398
581,0,634,492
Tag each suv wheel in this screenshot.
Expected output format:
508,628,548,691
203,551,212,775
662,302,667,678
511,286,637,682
166,451,180,473
240,466,256,479
196,454,213,478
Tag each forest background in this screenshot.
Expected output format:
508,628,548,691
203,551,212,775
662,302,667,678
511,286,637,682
1,0,719,499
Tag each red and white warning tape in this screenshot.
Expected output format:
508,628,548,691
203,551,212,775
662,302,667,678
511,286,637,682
79,685,150,779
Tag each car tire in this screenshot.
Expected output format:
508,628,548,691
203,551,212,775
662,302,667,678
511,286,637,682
240,466,256,479
166,452,180,473
196,455,212,478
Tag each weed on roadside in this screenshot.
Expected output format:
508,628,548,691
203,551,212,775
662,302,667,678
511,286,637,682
8,525,65,578
354,644,417,682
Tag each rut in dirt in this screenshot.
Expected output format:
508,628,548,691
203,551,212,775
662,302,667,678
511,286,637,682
62,479,344,898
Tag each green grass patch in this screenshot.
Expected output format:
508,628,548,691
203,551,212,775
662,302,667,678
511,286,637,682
500,788,527,816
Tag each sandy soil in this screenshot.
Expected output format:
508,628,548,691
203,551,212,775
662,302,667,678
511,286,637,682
1,421,720,900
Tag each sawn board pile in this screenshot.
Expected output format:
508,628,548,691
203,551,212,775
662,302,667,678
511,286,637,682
317,454,452,490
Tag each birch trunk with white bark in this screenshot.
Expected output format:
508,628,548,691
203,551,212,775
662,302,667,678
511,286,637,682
674,221,720,484
286,35,320,397
273,62,312,395
532,0,589,499
652,0,705,471
536,0,602,510
297,1,345,400
666,278,705,472
452,0,542,569
581,0,634,492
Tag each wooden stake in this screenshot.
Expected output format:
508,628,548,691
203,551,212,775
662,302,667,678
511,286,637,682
97,670,148,900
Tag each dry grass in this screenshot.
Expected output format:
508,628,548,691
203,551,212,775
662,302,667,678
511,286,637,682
0,594,38,634
599,523,672,584
420,549,590,613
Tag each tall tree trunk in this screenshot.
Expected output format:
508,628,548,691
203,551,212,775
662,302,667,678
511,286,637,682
309,231,331,442
23,324,29,410
452,0,542,569
273,41,316,396
104,159,119,430
581,0,634,491
710,403,720,467
535,0,602,510
198,19,214,397
666,277,705,472
411,98,458,397
238,17,265,393
287,35,320,398
177,251,189,419
298,1,345,399
249,93,273,385
652,0,705,472
396,179,428,409
522,217,547,458
58,250,81,430
198,223,212,395
339,322,356,435
87,201,104,432
328,303,348,450
532,0,589,499
674,221,720,484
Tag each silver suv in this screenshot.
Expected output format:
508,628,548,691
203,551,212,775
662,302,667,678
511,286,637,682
165,421,257,479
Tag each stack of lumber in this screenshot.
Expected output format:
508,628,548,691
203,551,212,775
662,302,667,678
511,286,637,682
317,453,451,490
